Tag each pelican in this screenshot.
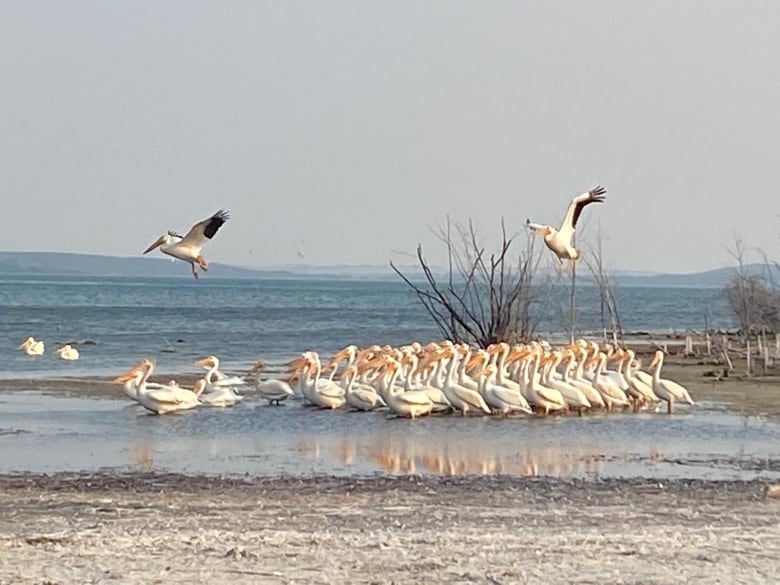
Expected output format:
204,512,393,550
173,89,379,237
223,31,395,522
193,356,244,407
143,209,230,279
245,360,294,405
113,360,201,414
54,344,79,361
527,186,606,274
648,350,695,414
18,337,44,356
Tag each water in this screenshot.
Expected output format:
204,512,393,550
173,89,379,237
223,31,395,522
0,392,777,481
0,274,732,378
3,273,768,481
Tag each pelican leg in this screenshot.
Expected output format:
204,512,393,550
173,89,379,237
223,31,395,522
555,261,563,278
667,399,673,415
196,256,208,272
190,262,199,279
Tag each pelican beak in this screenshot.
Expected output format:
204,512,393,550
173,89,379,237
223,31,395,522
194,357,213,368
112,370,136,383
143,235,166,255
285,356,309,372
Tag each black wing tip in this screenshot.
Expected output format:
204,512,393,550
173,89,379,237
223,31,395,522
590,185,607,199
213,209,231,221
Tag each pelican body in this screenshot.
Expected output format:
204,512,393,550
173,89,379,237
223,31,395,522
143,210,230,279
527,186,606,273
19,337,44,356
55,344,80,361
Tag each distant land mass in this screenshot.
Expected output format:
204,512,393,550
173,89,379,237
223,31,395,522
0,251,777,287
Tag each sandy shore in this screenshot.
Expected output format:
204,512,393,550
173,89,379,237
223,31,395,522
1,473,779,584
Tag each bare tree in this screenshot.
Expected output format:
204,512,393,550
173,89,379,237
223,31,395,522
390,217,547,347
724,234,780,336
583,226,623,346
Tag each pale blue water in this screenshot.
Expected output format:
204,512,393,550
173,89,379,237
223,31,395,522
4,273,771,482
0,274,732,378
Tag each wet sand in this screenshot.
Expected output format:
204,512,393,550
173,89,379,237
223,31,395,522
1,473,778,584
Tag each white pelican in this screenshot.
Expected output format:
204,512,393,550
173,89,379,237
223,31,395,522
245,361,295,405
375,357,433,419
648,350,695,414
527,186,606,274
55,344,79,361
18,337,44,356
476,365,533,417
340,365,385,411
143,209,230,279
195,356,246,388
193,356,244,407
113,361,201,414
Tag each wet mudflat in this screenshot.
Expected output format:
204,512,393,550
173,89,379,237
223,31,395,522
1,473,778,584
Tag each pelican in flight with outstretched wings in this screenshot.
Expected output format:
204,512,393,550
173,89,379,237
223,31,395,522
527,186,606,274
143,210,230,279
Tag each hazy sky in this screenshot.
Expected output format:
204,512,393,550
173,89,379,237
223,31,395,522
1,1,779,273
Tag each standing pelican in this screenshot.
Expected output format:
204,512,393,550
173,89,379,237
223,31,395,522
143,209,230,279
527,186,606,274
648,350,695,414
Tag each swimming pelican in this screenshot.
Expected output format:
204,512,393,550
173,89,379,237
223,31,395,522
245,361,295,405
54,344,80,361
648,350,695,414
18,337,44,356
143,209,230,279
527,186,606,274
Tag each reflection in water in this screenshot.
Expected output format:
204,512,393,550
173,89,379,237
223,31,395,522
314,435,610,478
129,441,155,471
2,391,779,481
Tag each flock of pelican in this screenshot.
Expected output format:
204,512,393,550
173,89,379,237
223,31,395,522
112,339,694,417
112,355,293,414
18,337,79,360
284,341,694,417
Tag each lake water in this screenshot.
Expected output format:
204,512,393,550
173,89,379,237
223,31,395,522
0,274,731,378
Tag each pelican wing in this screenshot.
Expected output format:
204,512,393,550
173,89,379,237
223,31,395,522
558,186,606,240
397,391,433,407
178,209,230,251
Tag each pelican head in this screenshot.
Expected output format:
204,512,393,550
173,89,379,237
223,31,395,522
194,355,219,369
648,350,665,369
18,337,34,349
112,367,142,383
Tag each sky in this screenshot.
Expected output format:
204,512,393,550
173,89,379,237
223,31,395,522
1,1,779,274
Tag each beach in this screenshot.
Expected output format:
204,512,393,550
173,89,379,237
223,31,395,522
1,473,779,584
1,355,779,583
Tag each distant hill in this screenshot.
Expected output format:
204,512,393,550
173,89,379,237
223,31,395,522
609,263,779,288
0,251,281,279
0,251,776,287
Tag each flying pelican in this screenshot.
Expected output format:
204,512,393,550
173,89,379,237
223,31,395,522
143,209,230,279
527,186,606,274
54,344,80,361
18,337,44,356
